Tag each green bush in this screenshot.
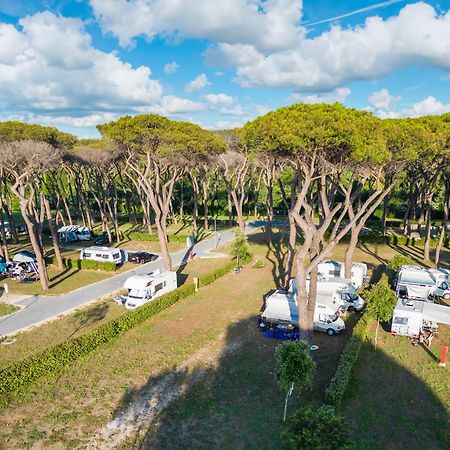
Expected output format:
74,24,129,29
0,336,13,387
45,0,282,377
0,257,236,403
281,405,355,450
46,256,116,272
324,314,372,407
387,255,415,271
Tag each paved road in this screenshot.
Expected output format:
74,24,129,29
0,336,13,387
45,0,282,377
0,228,241,337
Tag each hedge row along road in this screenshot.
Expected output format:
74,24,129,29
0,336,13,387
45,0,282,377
0,225,256,337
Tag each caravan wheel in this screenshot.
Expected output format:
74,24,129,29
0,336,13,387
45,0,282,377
443,293,450,300
326,328,335,336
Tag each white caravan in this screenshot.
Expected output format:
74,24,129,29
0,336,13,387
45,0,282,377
289,277,365,312
79,246,128,265
58,225,91,243
396,266,450,300
391,298,450,338
261,290,345,335
317,260,368,289
122,270,178,309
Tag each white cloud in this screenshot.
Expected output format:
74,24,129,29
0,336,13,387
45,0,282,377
218,105,245,116
90,0,303,51
368,94,450,118
164,61,179,74
256,104,270,116
211,119,246,130
204,93,234,106
0,11,162,115
185,73,210,92
289,87,351,104
205,3,450,91
28,112,121,128
146,95,204,115
368,89,400,110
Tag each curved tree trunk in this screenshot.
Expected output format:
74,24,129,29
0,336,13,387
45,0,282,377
43,194,64,271
423,196,432,261
344,229,358,279
435,180,449,267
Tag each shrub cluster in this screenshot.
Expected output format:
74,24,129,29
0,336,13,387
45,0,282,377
0,256,241,403
324,314,373,407
281,405,355,450
385,235,447,247
46,256,117,272
387,254,416,272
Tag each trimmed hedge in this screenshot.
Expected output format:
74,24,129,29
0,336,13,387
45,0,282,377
0,257,240,403
324,314,373,408
46,256,117,272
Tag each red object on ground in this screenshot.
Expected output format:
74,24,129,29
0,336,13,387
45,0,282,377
439,344,448,367
189,250,194,260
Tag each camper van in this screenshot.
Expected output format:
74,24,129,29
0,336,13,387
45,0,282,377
261,290,345,335
396,266,450,300
317,260,368,289
289,277,365,312
58,225,92,243
122,270,178,309
391,297,450,338
79,246,127,265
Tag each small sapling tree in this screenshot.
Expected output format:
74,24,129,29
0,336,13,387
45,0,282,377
275,340,315,421
365,274,397,347
230,230,251,269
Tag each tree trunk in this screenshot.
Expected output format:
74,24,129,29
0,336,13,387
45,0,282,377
435,181,449,268
43,195,64,271
156,215,172,270
296,261,313,342
20,202,49,290
266,183,274,247
202,181,209,230
285,212,297,288
179,182,184,222
62,196,73,226
423,196,432,261
344,228,359,279
227,192,233,226
0,199,10,261
3,202,18,243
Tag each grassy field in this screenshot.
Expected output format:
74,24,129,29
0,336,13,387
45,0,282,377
341,322,450,450
0,256,229,369
0,230,449,448
0,301,20,318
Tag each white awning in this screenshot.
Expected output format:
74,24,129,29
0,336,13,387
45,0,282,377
422,303,450,325
406,285,431,299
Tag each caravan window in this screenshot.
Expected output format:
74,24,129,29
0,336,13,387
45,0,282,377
113,253,120,260
84,252,91,257
154,283,164,293
438,282,449,290
102,254,109,260
393,317,408,325
318,314,328,323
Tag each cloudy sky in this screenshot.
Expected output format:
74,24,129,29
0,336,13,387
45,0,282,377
1,0,450,138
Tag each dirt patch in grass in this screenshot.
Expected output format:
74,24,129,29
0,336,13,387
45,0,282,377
340,322,450,450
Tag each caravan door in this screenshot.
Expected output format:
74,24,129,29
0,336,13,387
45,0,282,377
433,282,450,299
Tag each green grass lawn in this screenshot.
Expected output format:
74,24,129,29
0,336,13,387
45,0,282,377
0,231,449,448
0,301,20,318
340,322,450,450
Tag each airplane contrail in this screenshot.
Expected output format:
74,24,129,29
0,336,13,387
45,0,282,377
303,0,407,26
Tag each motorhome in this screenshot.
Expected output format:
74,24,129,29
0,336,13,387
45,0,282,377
289,277,365,312
317,260,368,289
391,297,450,338
261,290,345,335
58,225,92,243
122,270,178,309
396,266,450,300
79,246,127,265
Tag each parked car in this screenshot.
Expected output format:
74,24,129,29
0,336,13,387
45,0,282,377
128,251,159,264
93,231,115,245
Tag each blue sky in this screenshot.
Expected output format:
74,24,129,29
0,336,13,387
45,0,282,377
1,0,450,138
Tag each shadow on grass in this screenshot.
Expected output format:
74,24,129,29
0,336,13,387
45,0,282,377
66,303,109,340
341,331,449,450
105,312,390,450
48,268,81,290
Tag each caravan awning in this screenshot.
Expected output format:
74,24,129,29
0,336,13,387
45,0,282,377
406,285,431,299
422,303,450,325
